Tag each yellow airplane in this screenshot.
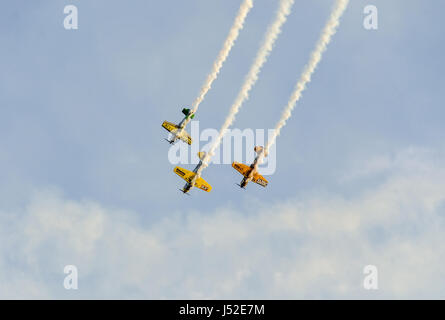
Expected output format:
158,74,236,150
162,108,194,145
232,146,268,189
174,152,212,194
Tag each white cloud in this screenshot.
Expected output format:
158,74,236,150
1,147,445,299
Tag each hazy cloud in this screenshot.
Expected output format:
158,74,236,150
1,147,444,299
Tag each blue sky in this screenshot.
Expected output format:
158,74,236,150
1,0,445,299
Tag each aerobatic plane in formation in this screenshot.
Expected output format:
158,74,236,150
232,146,269,189
174,152,212,194
161,108,195,145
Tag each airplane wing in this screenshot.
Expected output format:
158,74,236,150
178,130,192,145
162,121,179,133
174,166,212,192
194,177,212,192
232,162,251,177
252,173,268,187
174,166,194,182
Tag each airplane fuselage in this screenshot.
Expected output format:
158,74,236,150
178,109,195,130
238,157,259,188
177,116,188,130
240,177,249,188
182,160,203,193
182,183,192,193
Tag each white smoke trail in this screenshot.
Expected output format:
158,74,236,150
251,0,350,179
193,0,295,184
190,0,254,115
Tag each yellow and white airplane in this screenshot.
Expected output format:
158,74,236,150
162,108,194,145
174,152,212,194
232,146,268,189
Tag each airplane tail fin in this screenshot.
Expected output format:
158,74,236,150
182,108,195,119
